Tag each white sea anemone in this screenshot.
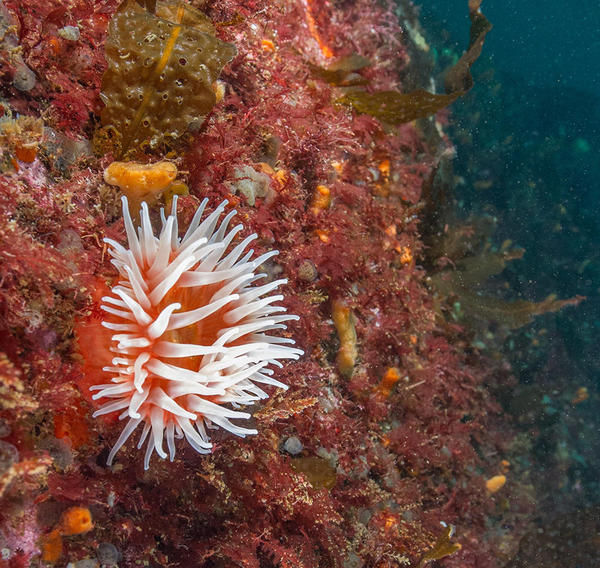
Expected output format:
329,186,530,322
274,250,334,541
91,196,303,469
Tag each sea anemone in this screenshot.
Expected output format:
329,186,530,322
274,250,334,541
91,196,303,469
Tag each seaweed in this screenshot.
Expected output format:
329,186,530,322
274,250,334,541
444,0,492,94
307,54,371,86
442,285,584,330
96,0,236,158
417,524,462,567
337,89,462,125
430,225,584,329
336,1,492,125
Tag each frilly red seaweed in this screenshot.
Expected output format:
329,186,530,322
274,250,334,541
0,0,534,567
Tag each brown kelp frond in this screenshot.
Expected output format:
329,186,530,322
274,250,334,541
434,275,584,330
444,0,492,94
418,524,462,567
336,2,492,125
307,54,371,86
337,89,462,125
430,219,584,329
95,0,236,158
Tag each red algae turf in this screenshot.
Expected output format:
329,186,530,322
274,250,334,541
0,0,533,567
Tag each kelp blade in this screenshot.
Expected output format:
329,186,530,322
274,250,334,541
99,0,236,157
337,90,461,125
337,3,491,125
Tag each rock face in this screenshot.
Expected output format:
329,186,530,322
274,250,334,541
0,0,529,566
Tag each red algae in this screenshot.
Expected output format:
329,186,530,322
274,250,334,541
0,0,535,567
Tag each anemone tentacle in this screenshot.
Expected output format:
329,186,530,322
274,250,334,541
94,196,302,469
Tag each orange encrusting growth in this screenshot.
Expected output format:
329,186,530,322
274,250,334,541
378,159,390,180
332,299,357,376
315,229,330,243
104,161,178,200
485,474,506,494
375,367,401,398
41,530,63,563
396,245,413,265
302,0,334,58
261,38,275,52
41,507,93,563
14,143,38,162
60,506,93,535
310,184,331,214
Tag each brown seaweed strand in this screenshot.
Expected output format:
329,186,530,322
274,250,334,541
119,3,185,156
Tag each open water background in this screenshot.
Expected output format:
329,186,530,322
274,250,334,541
420,1,600,560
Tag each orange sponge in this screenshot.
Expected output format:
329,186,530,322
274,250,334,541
40,506,93,564
59,506,94,536
104,160,177,199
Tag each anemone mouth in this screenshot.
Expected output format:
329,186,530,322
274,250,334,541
92,196,303,469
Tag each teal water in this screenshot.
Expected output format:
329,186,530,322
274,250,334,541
422,1,600,563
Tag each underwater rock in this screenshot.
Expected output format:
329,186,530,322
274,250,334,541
282,436,303,456
0,2,37,91
0,440,18,474
96,542,121,567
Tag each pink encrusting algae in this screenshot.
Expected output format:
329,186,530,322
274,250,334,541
93,196,302,469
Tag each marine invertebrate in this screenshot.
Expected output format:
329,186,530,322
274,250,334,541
0,115,43,166
485,474,507,494
374,366,401,398
104,160,178,199
332,298,357,376
91,197,303,468
40,506,93,563
310,184,331,215
103,160,185,215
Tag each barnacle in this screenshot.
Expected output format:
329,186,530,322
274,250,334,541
97,0,236,157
